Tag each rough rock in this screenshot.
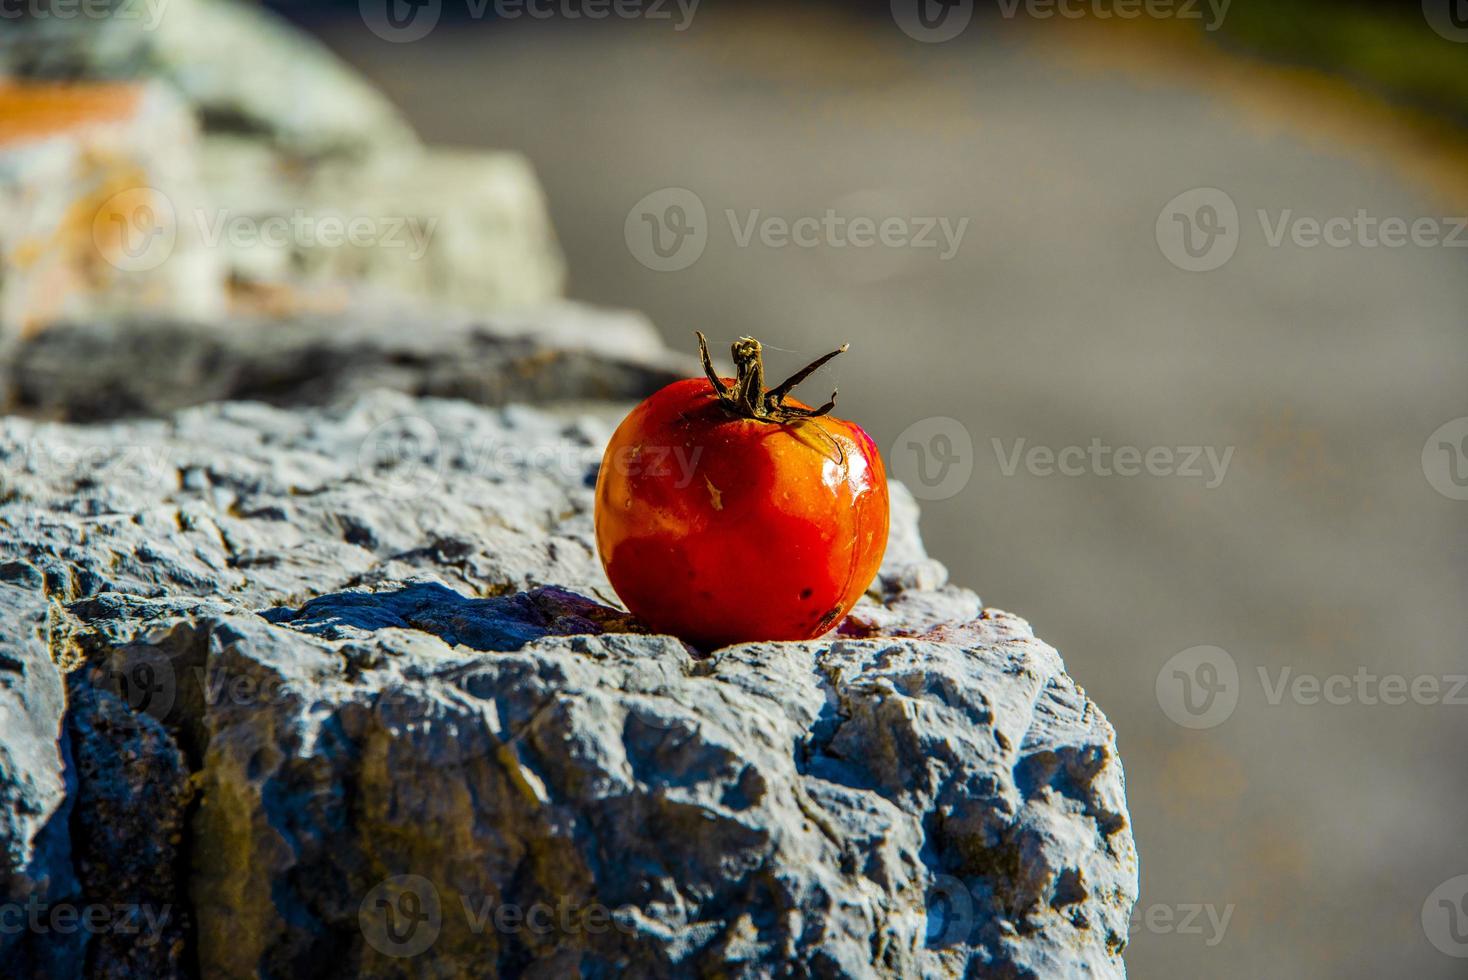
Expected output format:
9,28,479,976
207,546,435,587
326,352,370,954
0,3,565,327
63,678,192,980
0,302,691,421
0,390,1138,978
0,81,225,339
197,138,565,317
0,0,416,161
0,582,67,875
0,581,81,976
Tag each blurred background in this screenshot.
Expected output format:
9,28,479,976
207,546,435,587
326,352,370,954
6,0,1468,975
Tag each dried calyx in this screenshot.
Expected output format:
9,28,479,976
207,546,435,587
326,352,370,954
696,331,847,424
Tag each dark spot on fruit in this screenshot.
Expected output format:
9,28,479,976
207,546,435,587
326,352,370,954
800,587,814,600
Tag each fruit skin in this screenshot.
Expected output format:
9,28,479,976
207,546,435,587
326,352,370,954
594,376,889,650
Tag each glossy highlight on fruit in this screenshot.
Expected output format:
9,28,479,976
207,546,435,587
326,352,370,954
594,333,889,650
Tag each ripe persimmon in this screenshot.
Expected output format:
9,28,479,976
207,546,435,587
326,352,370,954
594,333,889,649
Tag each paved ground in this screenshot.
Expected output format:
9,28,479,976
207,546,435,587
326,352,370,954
310,6,1468,976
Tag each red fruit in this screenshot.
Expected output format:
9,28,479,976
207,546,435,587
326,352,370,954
594,333,889,650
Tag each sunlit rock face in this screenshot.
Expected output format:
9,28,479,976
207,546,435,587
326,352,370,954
0,81,225,339
0,0,565,339
0,389,1137,979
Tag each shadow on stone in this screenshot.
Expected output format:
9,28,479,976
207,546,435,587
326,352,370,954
261,582,645,653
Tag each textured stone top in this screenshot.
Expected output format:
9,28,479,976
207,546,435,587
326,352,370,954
0,387,1137,978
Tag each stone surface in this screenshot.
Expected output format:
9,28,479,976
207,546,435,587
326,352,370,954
0,0,416,161
198,138,566,317
0,302,691,421
0,390,1138,977
0,81,225,339
0,582,66,874
63,678,192,980
0,2,564,328
0,581,81,977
